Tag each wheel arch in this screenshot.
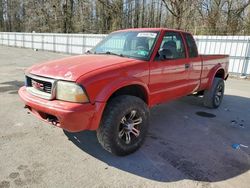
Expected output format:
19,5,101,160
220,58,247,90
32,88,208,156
106,84,149,104
215,69,225,79
208,67,225,89
94,77,150,105
89,78,150,131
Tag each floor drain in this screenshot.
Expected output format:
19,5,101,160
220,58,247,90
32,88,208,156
196,111,216,118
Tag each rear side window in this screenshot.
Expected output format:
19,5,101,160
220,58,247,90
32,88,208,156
184,33,198,58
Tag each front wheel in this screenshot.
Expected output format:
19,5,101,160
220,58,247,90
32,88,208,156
203,77,225,108
97,95,149,156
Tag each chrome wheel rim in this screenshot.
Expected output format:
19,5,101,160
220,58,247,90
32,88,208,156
215,84,223,105
118,110,142,144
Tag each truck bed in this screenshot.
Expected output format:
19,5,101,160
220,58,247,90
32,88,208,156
200,54,229,73
199,54,229,91
200,54,229,61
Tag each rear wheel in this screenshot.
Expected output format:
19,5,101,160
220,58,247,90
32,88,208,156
97,95,149,156
203,77,225,108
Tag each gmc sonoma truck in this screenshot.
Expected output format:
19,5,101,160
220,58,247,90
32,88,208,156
19,28,229,156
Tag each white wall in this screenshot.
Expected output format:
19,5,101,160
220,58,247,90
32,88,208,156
0,32,249,75
195,35,250,76
0,32,106,54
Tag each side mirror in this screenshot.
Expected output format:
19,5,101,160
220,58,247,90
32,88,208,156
159,49,174,60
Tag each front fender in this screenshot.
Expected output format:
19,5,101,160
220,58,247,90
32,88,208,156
81,76,149,131
95,77,150,103
76,60,150,104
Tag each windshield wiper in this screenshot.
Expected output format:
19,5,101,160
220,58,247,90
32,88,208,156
96,51,124,57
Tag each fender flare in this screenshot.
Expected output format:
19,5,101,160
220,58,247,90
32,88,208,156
95,77,150,103
207,65,225,89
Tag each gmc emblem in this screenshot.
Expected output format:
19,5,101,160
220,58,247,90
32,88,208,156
32,80,44,91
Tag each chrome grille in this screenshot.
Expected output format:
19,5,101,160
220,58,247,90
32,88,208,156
25,74,56,100
30,78,52,93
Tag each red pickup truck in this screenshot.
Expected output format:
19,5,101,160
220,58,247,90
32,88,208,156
19,28,229,155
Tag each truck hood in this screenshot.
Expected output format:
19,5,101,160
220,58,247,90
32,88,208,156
28,55,134,81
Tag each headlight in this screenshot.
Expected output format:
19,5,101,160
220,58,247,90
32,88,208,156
56,81,89,103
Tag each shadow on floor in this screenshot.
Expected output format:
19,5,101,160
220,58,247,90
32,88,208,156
65,94,250,182
0,80,24,94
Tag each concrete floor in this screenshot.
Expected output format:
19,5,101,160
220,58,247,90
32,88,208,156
0,46,249,188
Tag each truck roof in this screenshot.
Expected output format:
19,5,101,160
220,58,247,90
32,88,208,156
113,28,192,35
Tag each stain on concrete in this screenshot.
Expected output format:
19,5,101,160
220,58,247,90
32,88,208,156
1,132,28,141
5,163,45,187
159,151,211,181
0,181,10,188
9,172,20,179
147,134,158,140
0,80,24,94
8,91,18,94
159,141,168,146
196,111,216,118
17,165,28,171
14,178,26,186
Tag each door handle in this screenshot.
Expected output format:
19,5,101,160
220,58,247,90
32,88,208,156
185,64,190,69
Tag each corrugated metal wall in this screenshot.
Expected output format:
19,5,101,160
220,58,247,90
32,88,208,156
0,32,106,54
195,36,250,76
0,32,249,75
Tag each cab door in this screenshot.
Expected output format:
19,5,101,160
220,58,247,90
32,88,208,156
149,31,190,105
182,33,203,94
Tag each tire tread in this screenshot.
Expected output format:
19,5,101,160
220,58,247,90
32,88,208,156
97,95,149,156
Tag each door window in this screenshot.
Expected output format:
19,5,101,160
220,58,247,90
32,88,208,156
158,32,186,60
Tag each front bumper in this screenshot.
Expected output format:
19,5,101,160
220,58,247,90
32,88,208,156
18,86,105,132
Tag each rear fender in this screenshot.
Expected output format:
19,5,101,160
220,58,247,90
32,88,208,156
207,65,225,89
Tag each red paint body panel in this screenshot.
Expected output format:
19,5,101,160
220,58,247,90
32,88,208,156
27,55,135,81
18,28,229,132
200,55,229,89
19,86,105,132
76,59,150,104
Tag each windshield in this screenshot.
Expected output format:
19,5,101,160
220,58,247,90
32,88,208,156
90,31,159,60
